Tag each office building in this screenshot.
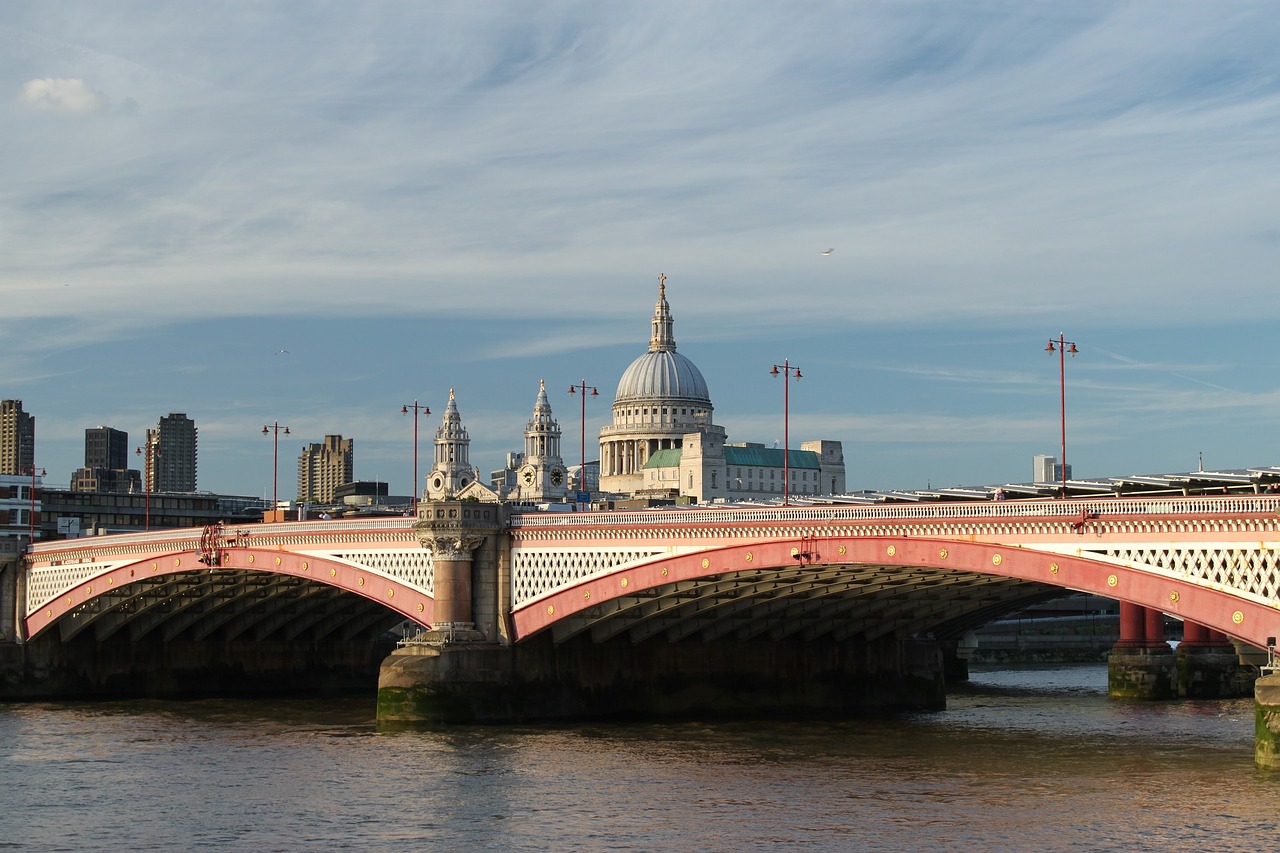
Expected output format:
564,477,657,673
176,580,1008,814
149,413,198,493
0,400,35,476
85,426,129,470
297,435,354,504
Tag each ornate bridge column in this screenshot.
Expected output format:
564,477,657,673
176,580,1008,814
411,500,504,642
378,499,514,724
426,534,484,634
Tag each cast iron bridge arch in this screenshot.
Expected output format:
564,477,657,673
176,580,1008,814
20,496,1280,652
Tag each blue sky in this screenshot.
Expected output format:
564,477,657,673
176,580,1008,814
3,1,1279,499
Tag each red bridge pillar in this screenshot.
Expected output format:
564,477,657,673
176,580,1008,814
1177,620,1250,699
1108,603,1176,699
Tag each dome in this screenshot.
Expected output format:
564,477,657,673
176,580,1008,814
615,349,711,404
613,277,712,406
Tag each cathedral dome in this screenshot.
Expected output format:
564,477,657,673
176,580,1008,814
615,349,711,404
613,278,712,406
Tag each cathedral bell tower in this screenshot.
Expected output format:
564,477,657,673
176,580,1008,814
426,389,475,500
517,380,568,502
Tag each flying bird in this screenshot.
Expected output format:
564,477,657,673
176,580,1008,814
276,349,289,355
821,248,834,256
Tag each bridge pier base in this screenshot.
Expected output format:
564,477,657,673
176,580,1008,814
1108,647,1178,700
1177,623,1251,698
1254,673,1280,769
376,634,947,724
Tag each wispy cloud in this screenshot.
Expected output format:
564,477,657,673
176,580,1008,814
4,1,1279,494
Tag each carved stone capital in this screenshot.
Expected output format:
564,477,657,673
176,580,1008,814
425,535,486,561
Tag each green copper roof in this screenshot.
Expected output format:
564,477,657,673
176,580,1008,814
642,446,821,469
645,448,684,468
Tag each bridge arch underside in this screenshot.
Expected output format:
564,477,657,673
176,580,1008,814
514,536,1280,651
25,549,434,645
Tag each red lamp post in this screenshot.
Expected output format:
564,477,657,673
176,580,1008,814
27,465,45,542
770,359,802,506
401,401,431,515
134,441,160,531
567,380,598,494
262,422,290,517
1045,334,1079,498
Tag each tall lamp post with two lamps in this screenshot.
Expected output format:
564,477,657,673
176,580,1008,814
770,359,801,506
262,421,290,520
567,380,598,495
1045,334,1079,498
26,464,45,542
134,440,160,531
401,401,431,515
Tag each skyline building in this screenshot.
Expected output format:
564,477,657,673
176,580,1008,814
85,426,129,470
0,400,35,476
1033,454,1071,484
71,424,141,493
149,413,198,493
297,435,354,504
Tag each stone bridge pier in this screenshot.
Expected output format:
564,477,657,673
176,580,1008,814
377,502,948,724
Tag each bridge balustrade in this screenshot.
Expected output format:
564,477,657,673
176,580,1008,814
508,494,1280,529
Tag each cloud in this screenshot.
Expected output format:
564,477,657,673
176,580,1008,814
19,77,106,113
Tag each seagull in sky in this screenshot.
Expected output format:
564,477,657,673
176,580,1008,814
276,349,289,355
821,248,834,256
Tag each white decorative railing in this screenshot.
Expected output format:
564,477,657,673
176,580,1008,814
508,495,1280,529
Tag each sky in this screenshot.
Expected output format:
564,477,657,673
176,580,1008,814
2,1,1279,499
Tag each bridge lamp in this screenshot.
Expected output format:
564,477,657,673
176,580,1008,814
262,422,291,518
134,442,161,531
567,381,598,495
770,360,802,506
26,466,45,543
401,401,431,515
1045,335,1079,498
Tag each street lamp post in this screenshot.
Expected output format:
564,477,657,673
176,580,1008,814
567,380,598,494
401,401,431,515
770,359,802,506
262,422,291,518
134,441,160,530
27,465,45,542
1045,334,1079,498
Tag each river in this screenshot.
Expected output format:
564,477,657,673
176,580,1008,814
1,663,1276,851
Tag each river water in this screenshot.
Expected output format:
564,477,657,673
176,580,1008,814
1,663,1276,852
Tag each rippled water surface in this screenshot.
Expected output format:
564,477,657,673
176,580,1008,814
2,664,1277,852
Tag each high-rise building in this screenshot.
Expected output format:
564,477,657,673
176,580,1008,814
150,413,197,493
297,435,353,504
85,426,129,470
1033,454,1071,484
0,400,35,476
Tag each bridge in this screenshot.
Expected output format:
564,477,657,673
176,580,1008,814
19,494,1280,652
15,491,1280,764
